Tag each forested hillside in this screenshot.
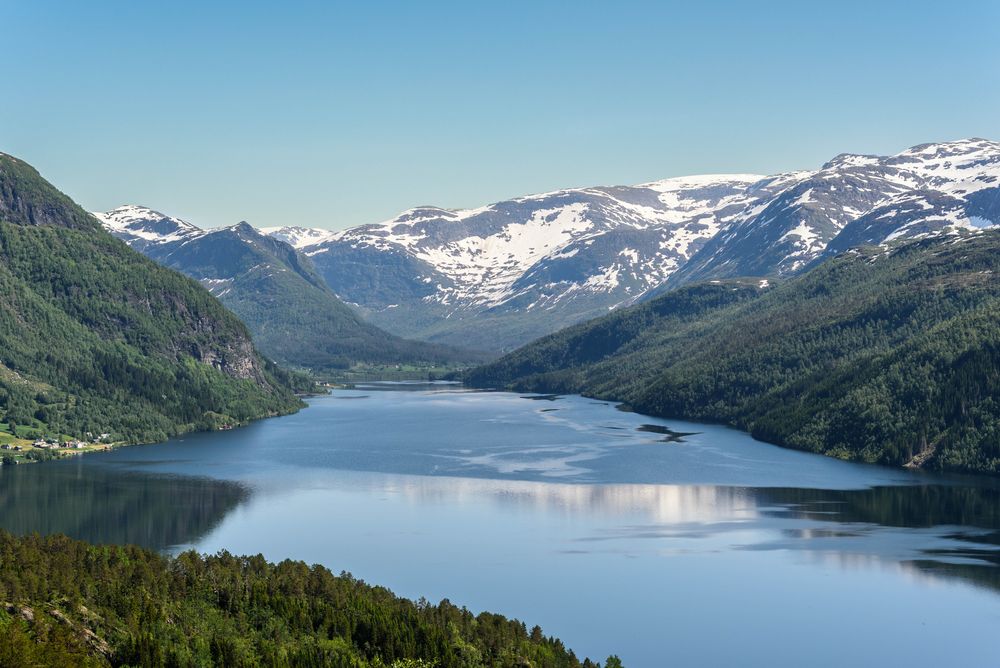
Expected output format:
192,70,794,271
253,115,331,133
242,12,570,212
0,153,305,445
0,532,607,667
468,232,1000,474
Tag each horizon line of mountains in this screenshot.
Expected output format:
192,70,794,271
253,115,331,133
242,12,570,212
97,137,1000,362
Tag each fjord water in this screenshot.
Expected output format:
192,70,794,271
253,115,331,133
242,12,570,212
2,386,999,666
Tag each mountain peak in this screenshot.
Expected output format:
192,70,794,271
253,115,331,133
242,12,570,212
895,138,1000,160
0,151,302,444
94,205,201,242
639,173,765,192
389,206,465,225
820,153,881,170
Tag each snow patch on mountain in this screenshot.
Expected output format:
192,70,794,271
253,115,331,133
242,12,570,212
259,225,337,249
94,205,200,244
666,138,1000,289
290,174,767,318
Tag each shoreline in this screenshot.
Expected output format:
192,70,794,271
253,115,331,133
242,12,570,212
0,398,314,467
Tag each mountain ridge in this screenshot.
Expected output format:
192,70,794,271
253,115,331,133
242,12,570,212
96,205,485,371
265,173,770,351
103,139,999,354
255,138,999,351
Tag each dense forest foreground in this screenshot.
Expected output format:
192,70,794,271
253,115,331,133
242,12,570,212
469,231,1000,475
0,532,612,667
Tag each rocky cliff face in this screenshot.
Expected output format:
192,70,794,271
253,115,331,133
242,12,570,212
197,337,263,383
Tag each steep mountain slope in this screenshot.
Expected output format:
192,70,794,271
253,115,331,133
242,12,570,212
264,139,999,352
98,207,482,370
663,138,1000,290
0,153,304,444
269,175,767,351
820,140,1000,257
468,230,1000,475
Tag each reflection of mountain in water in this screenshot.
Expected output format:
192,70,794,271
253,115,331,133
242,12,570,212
755,484,1000,592
0,459,248,551
758,483,1000,531
370,473,1000,591
3,446,1000,595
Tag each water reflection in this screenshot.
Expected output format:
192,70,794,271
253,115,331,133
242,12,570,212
756,484,1000,591
289,471,1000,592
1,462,998,605
757,483,1000,530
0,457,247,550
3,451,999,594
370,474,758,523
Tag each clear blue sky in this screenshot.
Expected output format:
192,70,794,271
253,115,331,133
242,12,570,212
3,0,999,230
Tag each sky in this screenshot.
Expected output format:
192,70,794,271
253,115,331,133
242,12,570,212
3,0,999,231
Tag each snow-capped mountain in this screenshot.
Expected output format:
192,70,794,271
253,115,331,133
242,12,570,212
95,206,480,368
820,139,1000,257
663,138,1000,289
106,139,998,355
98,204,201,251
259,225,336,250
96,206,327,296
261,139,998,352
267,175,771,351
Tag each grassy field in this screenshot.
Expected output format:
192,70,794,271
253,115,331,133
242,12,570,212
0,431,29,448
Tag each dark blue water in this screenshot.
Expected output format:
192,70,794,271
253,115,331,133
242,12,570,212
2,384,999,666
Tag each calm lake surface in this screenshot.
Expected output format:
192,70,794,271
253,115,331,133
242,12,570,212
2,384,1000,666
